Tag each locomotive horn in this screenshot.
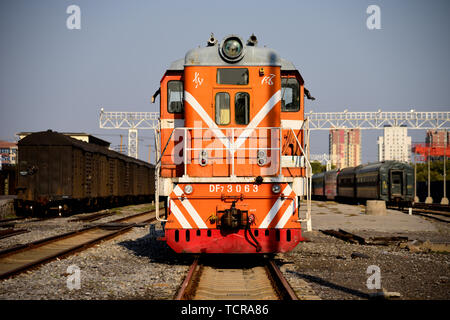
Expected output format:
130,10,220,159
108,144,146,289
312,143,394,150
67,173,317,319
207,33,217,46
247,33,258,46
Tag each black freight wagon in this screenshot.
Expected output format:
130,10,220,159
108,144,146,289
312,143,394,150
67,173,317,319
15,130,155,215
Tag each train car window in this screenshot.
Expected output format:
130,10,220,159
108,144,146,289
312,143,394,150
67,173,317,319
281,78,300,112
215,92,230,125
217,68,249,85
392,173,402,185
235,92,250,125
167,80,184,113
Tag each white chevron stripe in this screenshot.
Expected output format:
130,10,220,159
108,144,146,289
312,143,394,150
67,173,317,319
258,198,284,229
275,199,295,229
169,200,192,229
234,90,281,150
184,89,281,152
173,185,208,229
184,91,231,149
258,184,292,229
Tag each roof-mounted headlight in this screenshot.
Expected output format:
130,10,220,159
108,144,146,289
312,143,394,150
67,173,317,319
220,35,245,62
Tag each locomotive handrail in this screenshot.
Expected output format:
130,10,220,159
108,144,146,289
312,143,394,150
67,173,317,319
179,126,283,178
289,127,312,230
155,125,168,222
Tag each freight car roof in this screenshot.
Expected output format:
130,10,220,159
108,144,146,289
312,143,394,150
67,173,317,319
18,130,154,168
17,131,111,147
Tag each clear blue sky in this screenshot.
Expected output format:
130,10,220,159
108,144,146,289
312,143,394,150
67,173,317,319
1,0,449,163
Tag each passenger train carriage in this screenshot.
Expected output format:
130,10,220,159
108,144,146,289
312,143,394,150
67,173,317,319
154,34,313,253
312,161,414,207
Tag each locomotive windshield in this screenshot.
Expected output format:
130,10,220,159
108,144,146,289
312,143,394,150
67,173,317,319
167,80,184,113
217,68,249,85
281,78,300,112
235,92,250,125
215,92,230,125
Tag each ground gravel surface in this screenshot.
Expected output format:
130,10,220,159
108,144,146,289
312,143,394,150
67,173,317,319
0,204,156,250
0,221,192,300
277,201,450,300
1,202,449,300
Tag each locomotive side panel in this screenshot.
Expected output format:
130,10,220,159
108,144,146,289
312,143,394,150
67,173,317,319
280,71,306,178
160,72,185,178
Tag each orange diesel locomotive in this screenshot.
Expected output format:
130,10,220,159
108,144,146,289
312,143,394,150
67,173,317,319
154,34,313,253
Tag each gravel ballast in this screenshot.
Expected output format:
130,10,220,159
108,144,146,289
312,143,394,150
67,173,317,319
0,201,448,300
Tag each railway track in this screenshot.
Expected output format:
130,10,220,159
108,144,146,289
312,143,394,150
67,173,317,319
0,228,30,240
387,204,450,223
405,208,450,223
413,202,450,213
175,255,299,300
69,211,116,223
0,209,158,279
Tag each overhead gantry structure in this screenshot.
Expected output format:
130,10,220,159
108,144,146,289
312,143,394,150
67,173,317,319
306,110,450,130
99,109,159,159
99,109,450,159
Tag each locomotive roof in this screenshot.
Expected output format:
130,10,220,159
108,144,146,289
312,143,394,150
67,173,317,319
168,34,299,71
18,130,154,168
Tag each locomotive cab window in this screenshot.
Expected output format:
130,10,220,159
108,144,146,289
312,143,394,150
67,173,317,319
167,80,184,113
235,92,250,125
215,92,230,125
281,78,300,112
217,68,249,85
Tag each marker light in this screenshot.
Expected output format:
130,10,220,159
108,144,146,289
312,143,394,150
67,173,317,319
272,184,282,194
184,184,193,194
257,150,267,166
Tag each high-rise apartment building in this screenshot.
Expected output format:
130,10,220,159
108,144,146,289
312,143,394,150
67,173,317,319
377,126,411,162
426,129,449,147
329,128,361,169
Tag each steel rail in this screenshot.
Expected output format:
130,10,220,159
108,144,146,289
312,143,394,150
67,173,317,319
175,255,299,300
0,210,159,279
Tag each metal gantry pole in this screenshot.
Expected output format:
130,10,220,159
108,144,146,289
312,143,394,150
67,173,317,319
128,129,138,159
414,159,419,203
442,130,448,205
426,146,433,204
